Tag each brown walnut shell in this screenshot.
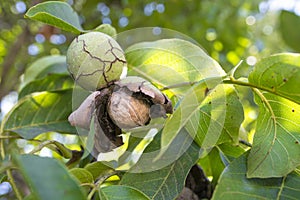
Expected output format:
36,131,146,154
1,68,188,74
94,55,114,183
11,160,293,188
107,87,151,129
107,76,173,129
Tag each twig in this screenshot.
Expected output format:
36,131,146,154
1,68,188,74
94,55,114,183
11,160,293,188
0,135,22,139
7,169,23,200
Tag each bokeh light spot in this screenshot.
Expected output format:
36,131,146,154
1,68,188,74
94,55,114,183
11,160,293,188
15,1,26,14
119,16,129,27
152,27,162,35
246,56,257,66
28,44,39,55
246,15,256,25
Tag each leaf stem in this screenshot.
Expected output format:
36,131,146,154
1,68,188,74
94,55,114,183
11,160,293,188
0,140,5,160
252,88,276,121
160,81,198,91
87,184,98,200
228,60,244,78
0,131,23,199
223,78,299,104
87,171,118,200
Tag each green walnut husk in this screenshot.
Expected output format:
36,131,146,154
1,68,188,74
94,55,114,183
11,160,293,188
66,31,127,91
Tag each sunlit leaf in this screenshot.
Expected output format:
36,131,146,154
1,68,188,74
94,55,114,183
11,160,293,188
120,130,200,200
15,154,85,200
20,55,67,90
212,153,300,200
199,143,246,186
279,11,300,52
247,91,300,178
249,53,300,104
162,81,243,151
69,168,94,184
99,185,149,200
125,38,225,95
198,148,225,186
217,142,247,162
2,89,76,139
84,161,114,180
19,74,73,99
25,1,84,34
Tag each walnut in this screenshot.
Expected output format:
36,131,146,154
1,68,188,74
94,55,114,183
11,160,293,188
68,76,173,153
66,32,127,91
107,87,151,129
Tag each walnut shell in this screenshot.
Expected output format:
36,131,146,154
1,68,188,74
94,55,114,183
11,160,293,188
107,76,173,129
107,87,151,129
115,76,173,117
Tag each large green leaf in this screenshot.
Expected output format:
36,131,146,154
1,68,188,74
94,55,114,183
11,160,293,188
162,80,243,151
2,89,76,139
25,1,83,34
19,74,73,99
247,53,300,177
125,38,225,95
20,55,67,90
247,91,300,178
212,153,300,200
99,185,149,200
120,130,200,200
15,154,85,200
249,53,300,104
279,11,300,52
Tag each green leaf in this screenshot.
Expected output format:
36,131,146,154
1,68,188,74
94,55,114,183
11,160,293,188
69,168,94,184
20,55,67,90
249,53,300,104
199,143,245,186
15,154,85,200
25,1,83,34
19,74,73,99
279,11,300,52
247,91,300,178
212,153,300,200
120,130,200,200
94,24,117,38
2,89,76,139
162,81,243,151
99,185,149,200
125,38,225,95
198,148,225,186
217,142,247,162
84,161,114,180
